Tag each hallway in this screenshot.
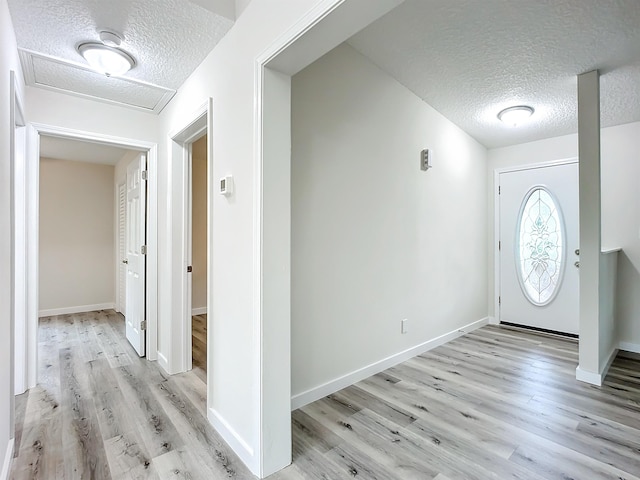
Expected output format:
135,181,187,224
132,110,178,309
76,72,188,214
10,310,253,479
10,311,640,479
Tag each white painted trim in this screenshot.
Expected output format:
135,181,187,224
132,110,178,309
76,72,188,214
488,316,499,325
493,157,579,175
26,125,39,389
208,408,255,469
157,351,170,374
26,123,159,387
252,2,409,476
1,438,14,480
493,168,500,323
146,144,159,362
168,100,210,376
192,307,207,316
38,303,115,317
11,71,27,401
599,347,619,383
576,366,602,386
291,317,489,410
619,341,640,354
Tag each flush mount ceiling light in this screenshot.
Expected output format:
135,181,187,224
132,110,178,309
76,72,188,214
77,30,135,76
497,105,534,127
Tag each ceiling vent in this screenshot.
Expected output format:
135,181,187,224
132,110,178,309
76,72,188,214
19,49,175,114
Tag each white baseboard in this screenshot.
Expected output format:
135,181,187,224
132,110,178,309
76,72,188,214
157,351,171,374
1,438,14,480
576,366,603,386
38,303,115,317
208,407,257,475
192,307,207,316
600,347,619,383
619,341,640,354
291,317,489,410
488,316,499,325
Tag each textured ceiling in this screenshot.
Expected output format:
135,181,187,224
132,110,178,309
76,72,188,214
8,0,234,113
348,0,640,148
20,51,175,112
40,135,135,165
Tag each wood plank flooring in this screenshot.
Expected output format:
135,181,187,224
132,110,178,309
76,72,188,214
10,312,640,479
272,326,640,480
192,314,207,383
11,310,254,480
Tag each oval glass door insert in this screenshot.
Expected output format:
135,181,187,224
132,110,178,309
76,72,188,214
516,187,565,305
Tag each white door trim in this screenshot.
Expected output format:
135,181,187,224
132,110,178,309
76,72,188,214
493,157,578,328
10,70,27,433
167,99,211,375
25,123,159,387
254,0,404,475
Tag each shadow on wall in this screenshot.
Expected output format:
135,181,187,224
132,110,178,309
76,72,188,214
616,251,640,346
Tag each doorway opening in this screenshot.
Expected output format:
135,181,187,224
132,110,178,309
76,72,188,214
38,138,148,356
189,134,208,383
23,123,159,390
167,99,211,378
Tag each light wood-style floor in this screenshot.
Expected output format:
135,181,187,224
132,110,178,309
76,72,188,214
192,314,207,383
10,311,640,479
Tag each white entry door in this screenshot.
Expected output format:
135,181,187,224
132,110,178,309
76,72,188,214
499,162,579,335
125,154,147,356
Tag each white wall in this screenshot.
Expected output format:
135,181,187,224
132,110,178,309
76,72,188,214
39,158,115,314
192,135,207,312
291,43,488,397
487,121,640,350
0,0,24,474
156,1,332,471
10,1,403,475
26,88,160,141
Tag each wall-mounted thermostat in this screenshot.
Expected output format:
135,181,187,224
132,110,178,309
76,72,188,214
420,149,432,171
220,175,234,196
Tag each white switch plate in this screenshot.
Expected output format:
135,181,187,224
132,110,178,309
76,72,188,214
401,318,408,334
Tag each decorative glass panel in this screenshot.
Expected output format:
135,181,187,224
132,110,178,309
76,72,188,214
517,187,564,305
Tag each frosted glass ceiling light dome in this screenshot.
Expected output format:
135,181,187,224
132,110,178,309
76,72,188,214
78,30,135,76
498,105,534,127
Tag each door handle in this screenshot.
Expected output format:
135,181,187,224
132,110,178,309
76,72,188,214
574,261,580,268
122,259,128,264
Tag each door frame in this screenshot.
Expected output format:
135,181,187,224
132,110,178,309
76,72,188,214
253,1,404,474
493,157,578,327
25,122,159,388
167,99,212,375
10,71,26,445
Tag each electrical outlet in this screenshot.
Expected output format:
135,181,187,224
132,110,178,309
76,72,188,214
401,319,408,334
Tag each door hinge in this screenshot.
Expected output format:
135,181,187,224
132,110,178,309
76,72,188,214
498,296,501,305
498,241,501,251
141,320,147,330
141,245,148,255
187,265,193,273
141,170,148,181
498,186,501,194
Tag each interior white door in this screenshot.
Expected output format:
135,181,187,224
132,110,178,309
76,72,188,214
118,182,126,315
499,162,579,335
125,154,147,356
